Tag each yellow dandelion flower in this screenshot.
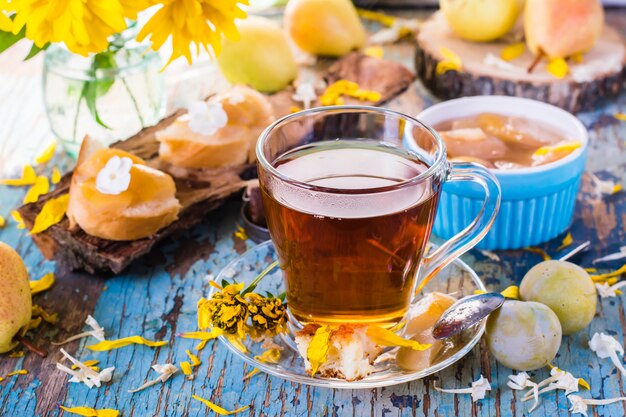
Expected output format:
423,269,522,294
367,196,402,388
12,0,132,56
137,0,248,65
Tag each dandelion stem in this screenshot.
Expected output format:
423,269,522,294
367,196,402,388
242,260,280,295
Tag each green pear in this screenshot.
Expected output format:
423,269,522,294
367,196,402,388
217,17,298,93
0,242,32,353
285,0,366,57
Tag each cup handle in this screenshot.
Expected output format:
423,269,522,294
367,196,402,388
416,162,501,293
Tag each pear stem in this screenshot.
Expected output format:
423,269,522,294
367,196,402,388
16,336,48,358
527,48,545,74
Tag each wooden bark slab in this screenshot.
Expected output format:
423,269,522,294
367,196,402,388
416,12,626,113
17,115,252,275
267,52,417,119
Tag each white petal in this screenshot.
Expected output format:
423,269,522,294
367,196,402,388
187,101,209,116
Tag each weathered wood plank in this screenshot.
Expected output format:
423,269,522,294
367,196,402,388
0,8,625,417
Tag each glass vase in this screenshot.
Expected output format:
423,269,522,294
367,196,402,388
43,38,165,158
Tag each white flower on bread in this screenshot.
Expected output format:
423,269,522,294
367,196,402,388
53,314,105,345
435,374,491,402
56,348,115,388
589,332,626,375
186,101,228,136
95,156,133,195
129,363,178,393
292,82,317,109
568,394,626,417
226,90,246,104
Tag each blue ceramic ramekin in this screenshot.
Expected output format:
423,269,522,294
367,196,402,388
418,96,589,250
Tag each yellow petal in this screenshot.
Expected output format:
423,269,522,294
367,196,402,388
578,378,591,390
30,272,55,295
290,106,302,113
571,53,584,64
307,325,332,376
32,304,58,325
181,361,193,375
557,232,574,251
226,334,247,353
0,215,5,228
6,370,28,376
1,165,37,186
59,405,120,417
547,58,569,79
35,140,57,165
87,336,167,351
186,349,201,367
364,46,384,59
233,225,247,241
243,367,260,380
534,141,582,157
356,8,396,27
590,264,626,281
524,247,552,261
23,176,50,204
435,59,461,76
179,328,223,340
440,47,462,66
615,113,626,121
366,326,432,351
500,42,525,61
30,193,69,234
51,167,62,185
28,316,42,330
192,394,249,415
500,285,519,300
254,348,281,364
11,211,25,229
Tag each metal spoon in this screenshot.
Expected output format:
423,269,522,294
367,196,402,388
431,241,591,340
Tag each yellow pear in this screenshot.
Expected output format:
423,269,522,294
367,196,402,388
218,17,298,93
440,0,524,42
0,242,32,354
525,0,604,57
285,0,366,57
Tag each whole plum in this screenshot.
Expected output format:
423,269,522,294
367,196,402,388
486,300,562,371
520,260,596,335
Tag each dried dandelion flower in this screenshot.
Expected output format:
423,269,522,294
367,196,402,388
246,293,286,336
199,283,248,337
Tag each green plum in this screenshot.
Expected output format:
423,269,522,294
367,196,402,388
519,260,596,335
486,300,562,371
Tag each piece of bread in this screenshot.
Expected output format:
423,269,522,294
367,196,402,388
67,137,181,241
157,85,275,169
295,324,382,381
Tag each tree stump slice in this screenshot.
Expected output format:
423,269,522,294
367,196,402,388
416,12,626,113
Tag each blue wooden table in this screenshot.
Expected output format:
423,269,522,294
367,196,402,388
1,9,626,417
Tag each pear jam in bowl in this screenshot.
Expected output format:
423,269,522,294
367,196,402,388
436,113,580,170
418,96,588,250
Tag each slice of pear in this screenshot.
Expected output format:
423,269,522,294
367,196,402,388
0,242,32,354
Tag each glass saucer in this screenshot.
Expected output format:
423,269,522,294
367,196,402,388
211,240,486,389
